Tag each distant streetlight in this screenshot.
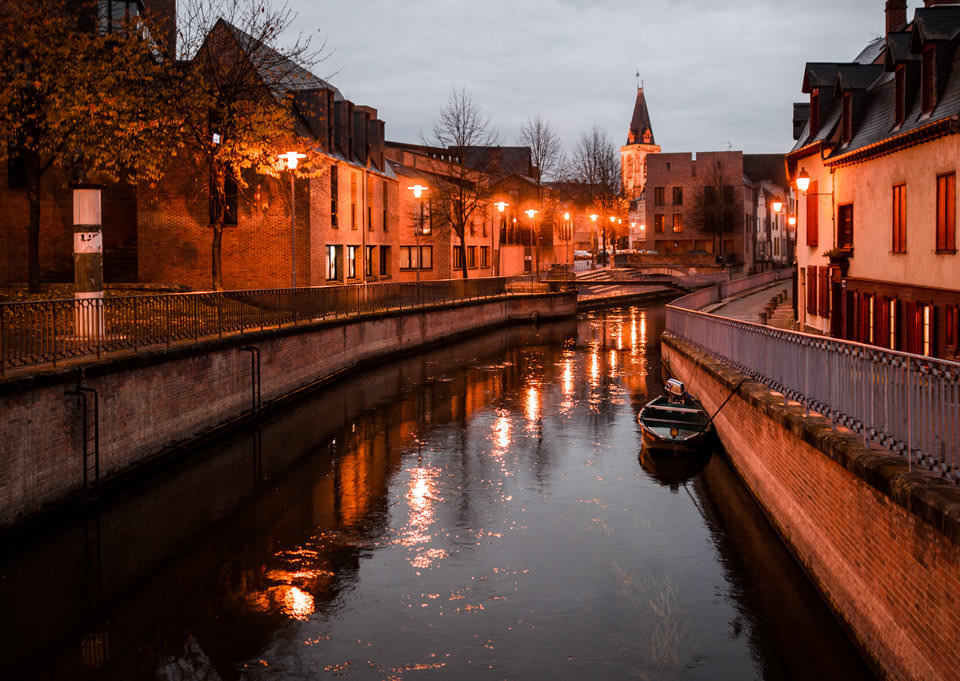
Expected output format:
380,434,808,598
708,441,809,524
525,209,539,276
408,184,429,283
278,151,306,288
772,200,784,213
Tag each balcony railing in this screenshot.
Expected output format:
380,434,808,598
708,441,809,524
0,278,528,375
666,270,960,482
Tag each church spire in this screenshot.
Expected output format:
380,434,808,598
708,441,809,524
627,84,655,146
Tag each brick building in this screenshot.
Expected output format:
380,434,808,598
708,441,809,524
0,0,175,286
788,0,960,359
138,19,396,291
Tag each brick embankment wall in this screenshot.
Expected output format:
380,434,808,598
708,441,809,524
0,293,574,531
661,332,960,681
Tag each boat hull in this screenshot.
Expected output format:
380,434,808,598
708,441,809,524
637,394,713,454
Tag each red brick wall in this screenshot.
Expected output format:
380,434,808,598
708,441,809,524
663,334,960,681
0,293,576,529
0,164,139,285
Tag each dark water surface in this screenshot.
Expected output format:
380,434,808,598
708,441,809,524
1,305,876,680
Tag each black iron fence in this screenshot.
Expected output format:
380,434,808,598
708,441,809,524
0,278,522,375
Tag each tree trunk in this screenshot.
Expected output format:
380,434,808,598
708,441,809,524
27,172,41,292
211,221,223,291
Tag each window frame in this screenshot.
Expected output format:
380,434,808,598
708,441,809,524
892,184,906,253
937,172,956,253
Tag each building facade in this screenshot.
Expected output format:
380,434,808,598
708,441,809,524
788,0,960,359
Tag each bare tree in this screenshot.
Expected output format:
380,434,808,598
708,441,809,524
689,162,741,259
518,113,563,201
425,86,499,279
570,124,624,260
173,0,329,289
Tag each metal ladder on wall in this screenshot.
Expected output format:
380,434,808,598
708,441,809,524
67,377,100,494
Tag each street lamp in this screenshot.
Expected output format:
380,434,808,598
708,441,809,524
408,184,429,283
525,208,538,277
278,151,306,288
589,214,599,266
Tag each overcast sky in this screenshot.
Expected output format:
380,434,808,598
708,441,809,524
292,0,913,158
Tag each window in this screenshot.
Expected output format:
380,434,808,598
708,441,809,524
98,0,141,34
937,172,956,252
654,187,665,206
672,214,683,232
922,46,936,114
866,294,875,344
480,246,490,268
922,304,933,356
347,245,358,279
467,245,477,268
350,173,358,229
807,266,818,315
422,200,433,235
841,93,852,145
672,187,683,205
892,184,906,253
399,246,431,270
818,266,830,318
889,299,898,349
947,305,958,350
837,204,853,249
365,245,375,277
367,176,374,231
368,206,373,231
453,245,464,269
654,214,665,233
806,180,819,247
382,180,389,231
895,65,906,127
6,143,26,188
379,246,390,276
331,170,339,227
326,245,340,281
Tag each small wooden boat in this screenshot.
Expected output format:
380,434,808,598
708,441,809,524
637,379,713,453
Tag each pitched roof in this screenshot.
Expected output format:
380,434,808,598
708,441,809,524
626,87,655,145
790,5,960,166
217,19,343,102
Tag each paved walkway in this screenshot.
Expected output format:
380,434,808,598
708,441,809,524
705,280,795,329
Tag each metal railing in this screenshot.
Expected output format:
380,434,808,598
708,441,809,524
667,270,960,481
0,278,530,375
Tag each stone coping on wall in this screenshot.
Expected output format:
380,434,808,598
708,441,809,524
0,291,575,398
663,331,960,548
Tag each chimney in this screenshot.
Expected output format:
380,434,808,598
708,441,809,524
886,0,907,34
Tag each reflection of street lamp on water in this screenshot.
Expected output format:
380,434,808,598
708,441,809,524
278,151,306,288
408,184,428,283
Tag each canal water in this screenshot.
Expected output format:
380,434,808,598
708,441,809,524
1,304,876,681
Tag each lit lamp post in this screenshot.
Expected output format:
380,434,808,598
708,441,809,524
278,151,306,288
494,201,509,276
589,214,599,267
564,211,571,275
524,208,538,277
408,184,429,283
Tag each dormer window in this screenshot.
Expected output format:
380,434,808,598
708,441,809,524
841,93,853,145
894,65,906,127
922,46,936,114
809,89,820,136
98,0,142,34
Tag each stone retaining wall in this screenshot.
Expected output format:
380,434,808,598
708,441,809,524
662,332,960,681
0,293,575,530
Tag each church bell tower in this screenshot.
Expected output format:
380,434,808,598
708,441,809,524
620,81,661,201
